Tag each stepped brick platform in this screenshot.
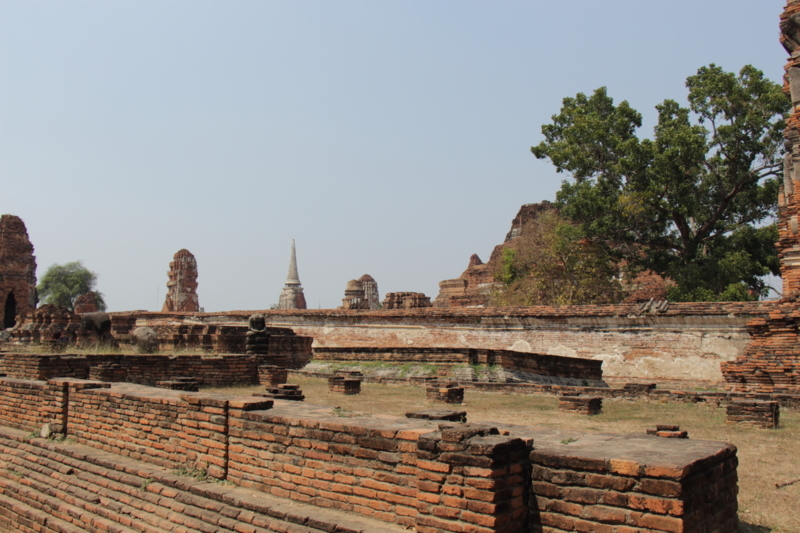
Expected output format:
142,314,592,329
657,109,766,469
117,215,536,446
558,394,603,415
0,377,741,532
726,400,780,429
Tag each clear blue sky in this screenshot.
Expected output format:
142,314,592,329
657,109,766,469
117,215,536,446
0,1,787,311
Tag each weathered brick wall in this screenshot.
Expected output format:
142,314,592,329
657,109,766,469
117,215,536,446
722,304,800,394
313,347,603,382
118,302,767,384
0,379,47,431
529,432,739,533
0,377,741,533
0,353,290,386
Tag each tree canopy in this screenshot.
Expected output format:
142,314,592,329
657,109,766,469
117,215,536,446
37,261,106,311
491,209,623,306
531,65,787,301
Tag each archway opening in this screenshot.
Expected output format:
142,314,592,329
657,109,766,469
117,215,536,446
3,293,17,329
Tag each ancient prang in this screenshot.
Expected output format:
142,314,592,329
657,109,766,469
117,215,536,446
161,249,200,313
0,214,37,329
779,1,800,296
358,274,380,309
719,2,800,394
339,279,369,309
277,240,307,309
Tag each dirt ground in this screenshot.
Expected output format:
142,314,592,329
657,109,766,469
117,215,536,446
205,377,799,533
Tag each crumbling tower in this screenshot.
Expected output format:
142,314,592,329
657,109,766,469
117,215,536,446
358,274,380,310
277,240,307,310
162,249,200,312
779,1,800,296
0,215,37,328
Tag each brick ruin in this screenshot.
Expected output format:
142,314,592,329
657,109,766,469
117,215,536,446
0,215,36,330
161,249,200,312
0,377,741,533
382,292,432,309
73,291,101,313
339,278,370,309
359,273,380,309
716,0,800,395
277,240,307,309
433,202,669,308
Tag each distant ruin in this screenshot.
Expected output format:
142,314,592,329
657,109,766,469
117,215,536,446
339,278,369,309
277,240,307,309
0,215,37,329
161,249,199,312
382,291,431,309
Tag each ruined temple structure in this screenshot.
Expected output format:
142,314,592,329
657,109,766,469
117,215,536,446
161,249,200,312
0,214,37,329
358,274,380,309
339,279,369,310
74,291,101,314
434,202,554,308
780,1,800,296
718,2,800,394
277,240,307,310
382,292,431,309
434,202,671,307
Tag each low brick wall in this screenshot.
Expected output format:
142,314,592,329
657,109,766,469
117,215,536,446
0,353,294,387
313,347,604,384
0,376,741,532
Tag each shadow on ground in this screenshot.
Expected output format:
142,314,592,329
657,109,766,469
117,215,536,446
739,520,771,533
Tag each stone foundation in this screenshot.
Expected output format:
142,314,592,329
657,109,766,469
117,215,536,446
258,364,288,386
726,400,780,429
327,376,361,394
426,382,465,404
558,394,602,415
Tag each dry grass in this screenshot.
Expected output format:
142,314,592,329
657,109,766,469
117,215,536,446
205,377,799,533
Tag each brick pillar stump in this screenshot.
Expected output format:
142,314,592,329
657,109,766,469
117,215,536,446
415,423,531,533
558,394,602,415
328,376,362,394
258,365,288,386
426,382,465,404
726,400,780,428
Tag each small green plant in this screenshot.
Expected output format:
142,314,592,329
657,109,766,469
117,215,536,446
173,466,208,481
559,437,578,445
23,431,38,441
139,478,153,491
332,407,351,417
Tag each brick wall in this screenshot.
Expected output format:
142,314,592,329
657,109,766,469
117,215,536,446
0,377,741,532
116,302,766,384
313,347,603,383
0,353,294,387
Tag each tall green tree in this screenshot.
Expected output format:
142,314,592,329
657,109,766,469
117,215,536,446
37,261,106,311
531,65,787,300
491,210,623,306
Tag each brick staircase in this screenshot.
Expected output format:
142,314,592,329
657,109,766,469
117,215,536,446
0,427,404,533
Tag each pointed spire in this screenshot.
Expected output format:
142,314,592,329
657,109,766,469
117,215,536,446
285,239,300,285
277,240,307,309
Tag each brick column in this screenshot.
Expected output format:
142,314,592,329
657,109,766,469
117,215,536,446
415,424,531,533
